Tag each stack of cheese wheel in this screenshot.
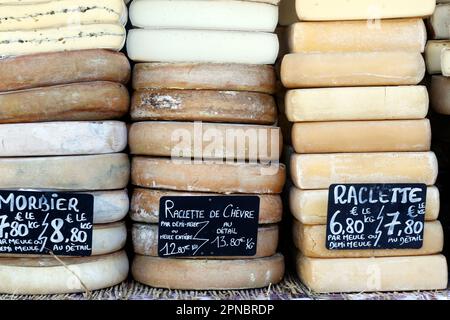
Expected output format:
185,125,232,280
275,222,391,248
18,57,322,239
0,0,130,294
127,0,286,290
279,0,448,293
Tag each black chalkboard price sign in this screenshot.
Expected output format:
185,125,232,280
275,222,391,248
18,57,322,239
326,184,427,250
0,190,94,256
158,196,260,257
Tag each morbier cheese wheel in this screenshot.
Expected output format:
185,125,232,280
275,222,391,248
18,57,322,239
0,251,129,295
130,188,282,224
130,0,277,32
281,52,425,88
132,253,284,290
132,63,276,94
127,29,279,64
129,121,282,161
132,223,279,258
289,186,440,225
131,89,276,124
285,86,429,122
297,253,448,293
430,76,450,115
291,120,431,154
132,157,286,194
0,0,125,31
0,121,127,156
88,190,129,224
0,154,130,190
293,220,444,258
288,19,426,53
428,4,450,40
0,50,130,93
291,152,438,190
425,41,450,74
0,24,126,57
441,48,450,76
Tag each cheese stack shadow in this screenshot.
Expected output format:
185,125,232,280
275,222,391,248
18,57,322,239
0,0,130,295
279,0,448,293
126,0,286,290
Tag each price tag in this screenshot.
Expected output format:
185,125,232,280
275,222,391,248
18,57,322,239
158,196,259,257
0,190,93,256
326,184,426,250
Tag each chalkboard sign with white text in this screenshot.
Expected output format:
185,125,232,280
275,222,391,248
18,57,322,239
0,190,94,256
326,184,426,250
158,196,259,257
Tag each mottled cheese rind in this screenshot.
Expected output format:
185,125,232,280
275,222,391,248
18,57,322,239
425,41,450,74
430,76,450,114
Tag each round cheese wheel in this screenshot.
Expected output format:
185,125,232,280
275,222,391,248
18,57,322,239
132,157,286,194
132,63,276,94
0,251,129,294
129,121,282,161
130,188,282,224
132,253,284,290
0,154,130,190
430,76,450,115
131,89,276,124
132,223,279,258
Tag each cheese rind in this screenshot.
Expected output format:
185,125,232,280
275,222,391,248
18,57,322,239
288,19,426,53
132,254,284,290
132,223,279,258
428,4,450,39
127,29,279,64
290,186,440,225
430,76,450,114
285,86,429,122
0,251,129,294
132,157,286,194
130,0,277,32
0,50,130,92
294,220,444,258
132,63,276,93
425,41,450,74
291,152,438,190
130,188,282,224
281,52,425,88
441,49,450,76
297,253,448,293
291,120,431,154
131,89,276,124
0,154,130,190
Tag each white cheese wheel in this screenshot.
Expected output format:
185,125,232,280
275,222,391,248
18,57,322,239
127,29,279,64
130,188,282,224
132,253,284,290
430,75,450,115
441,48,450,76
297,253,448,293
425,40,450,74
285,86,429,122
291,152,438,190
428,4,450,39
0,154,130,190
0,251,129,294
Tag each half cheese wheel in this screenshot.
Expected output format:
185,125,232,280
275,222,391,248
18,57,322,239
0,154,130,190
0,50,130,92
130,188,282,224
285,86,428,122
430,76,450,115
297,253,448,293
132,253,284,290
132,63,276,94
129,121,282,161
291,120,431,154
127,29,279,64
130,0,277,32
288,19,426,53
281,52,425,88
425,41,450,74
293,220,444,259
132,223,279,259
289,186,440,225
291,152,438,190
131,90,276,124
0,121,127,156
0,251,129,294
428,4,450,39
132,157,286,194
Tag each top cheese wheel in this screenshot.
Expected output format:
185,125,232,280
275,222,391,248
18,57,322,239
0,50,130,92
132,63,276,94
130,0,277,32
